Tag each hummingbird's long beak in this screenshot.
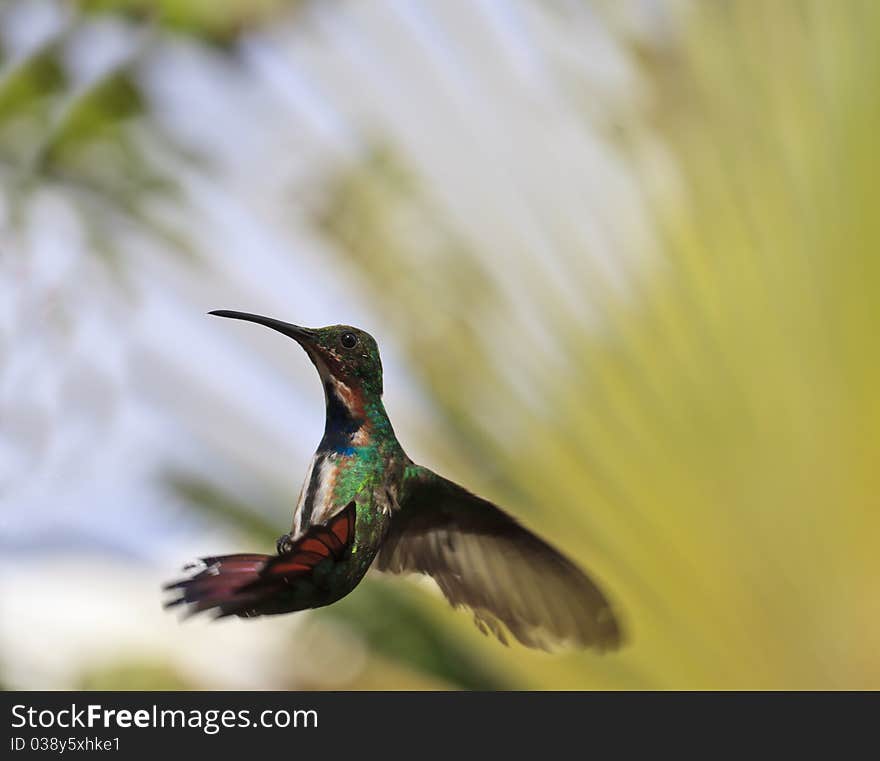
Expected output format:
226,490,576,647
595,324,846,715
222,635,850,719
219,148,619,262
209,310,318,347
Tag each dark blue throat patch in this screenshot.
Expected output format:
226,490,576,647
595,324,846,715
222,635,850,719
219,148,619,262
319,381,362,455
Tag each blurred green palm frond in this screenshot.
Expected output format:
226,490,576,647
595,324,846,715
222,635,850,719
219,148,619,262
314,1,880,688
0,0,298,260
0,43,66,125
76,0,302,44
0,21,177,264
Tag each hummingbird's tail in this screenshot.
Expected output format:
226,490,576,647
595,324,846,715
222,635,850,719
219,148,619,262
163,553,279,618
164,502,357,618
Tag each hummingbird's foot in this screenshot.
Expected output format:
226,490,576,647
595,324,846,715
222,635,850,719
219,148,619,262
276,533,294,555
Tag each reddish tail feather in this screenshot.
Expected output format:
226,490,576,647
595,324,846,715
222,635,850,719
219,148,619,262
164,502,356,618
164,553,276,618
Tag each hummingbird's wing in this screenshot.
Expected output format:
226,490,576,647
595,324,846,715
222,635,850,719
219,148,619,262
164,502,356,618
376,466,622,651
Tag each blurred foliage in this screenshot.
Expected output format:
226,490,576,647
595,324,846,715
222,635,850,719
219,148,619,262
0,0,302,259
76,659,197,690
77,0,302,44
321,580,513,691
167,471,287,546
40,69,143,164
0,7,183,264
0,44,66,124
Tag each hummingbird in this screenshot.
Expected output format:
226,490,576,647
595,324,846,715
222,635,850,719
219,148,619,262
165,311,622,650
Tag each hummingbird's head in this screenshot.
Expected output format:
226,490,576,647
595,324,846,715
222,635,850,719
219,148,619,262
209,311,384,402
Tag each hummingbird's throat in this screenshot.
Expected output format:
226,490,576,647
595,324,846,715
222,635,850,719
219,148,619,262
326,375,365,418
321,376,370,451
310,349,376,450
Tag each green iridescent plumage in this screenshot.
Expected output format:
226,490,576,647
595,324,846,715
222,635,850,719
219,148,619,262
165,311,623,651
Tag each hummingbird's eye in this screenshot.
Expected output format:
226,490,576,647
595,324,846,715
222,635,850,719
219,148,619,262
340,332,358,349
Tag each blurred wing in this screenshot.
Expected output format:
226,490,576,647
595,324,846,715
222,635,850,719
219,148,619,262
376,467,622,651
